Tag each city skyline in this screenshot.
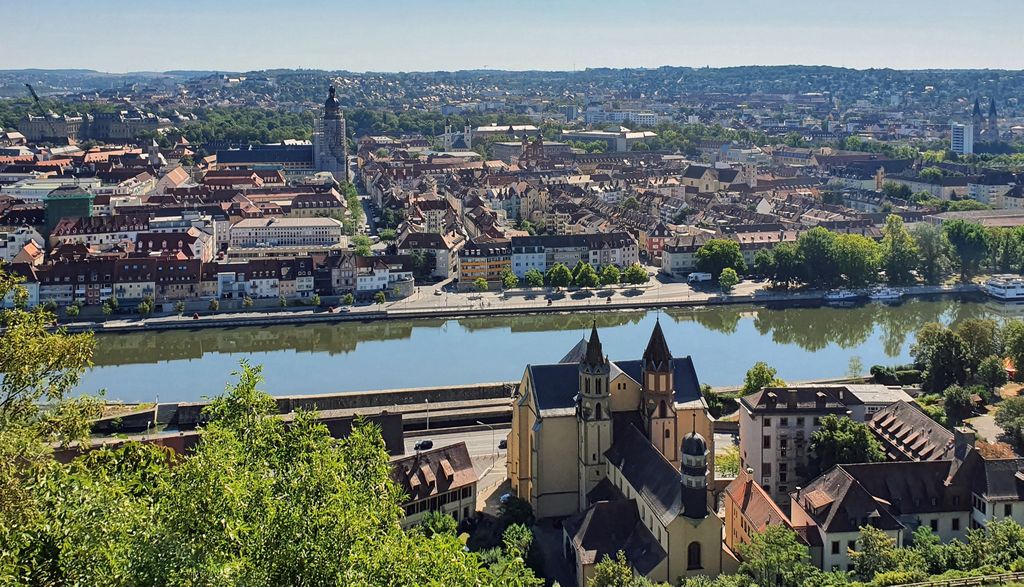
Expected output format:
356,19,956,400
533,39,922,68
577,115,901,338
5,0,1024,73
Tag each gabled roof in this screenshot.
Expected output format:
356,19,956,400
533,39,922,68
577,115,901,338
563,499,666,573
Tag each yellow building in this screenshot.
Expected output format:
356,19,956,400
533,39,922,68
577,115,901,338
508,322,731,585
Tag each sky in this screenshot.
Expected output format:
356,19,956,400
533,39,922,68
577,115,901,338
4,0,1023,73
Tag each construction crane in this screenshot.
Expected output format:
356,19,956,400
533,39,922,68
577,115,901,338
24,83,61,141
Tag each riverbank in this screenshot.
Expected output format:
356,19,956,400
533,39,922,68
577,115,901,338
58,282,984,334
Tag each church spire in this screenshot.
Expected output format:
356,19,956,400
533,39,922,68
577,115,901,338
643,319,672,372
583,321,605,367
973,98,983,118
989,97,998,118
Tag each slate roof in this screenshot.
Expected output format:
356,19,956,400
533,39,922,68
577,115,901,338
869,401,954,461
563,499,666,574
740,386,854,415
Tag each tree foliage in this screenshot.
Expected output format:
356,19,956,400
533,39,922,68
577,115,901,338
696,239,746,277
719,267,739,293
808,414,885,476
742,361,784,394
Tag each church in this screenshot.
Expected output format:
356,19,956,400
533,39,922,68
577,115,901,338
507,321,735,585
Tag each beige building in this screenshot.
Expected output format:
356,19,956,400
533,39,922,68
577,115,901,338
390,442,478,530
508,322,732,585
228,217,343,249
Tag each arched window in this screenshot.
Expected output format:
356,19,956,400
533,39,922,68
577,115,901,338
596,379,602,395
658,400,667,419
687,542,702,570
665,429,671,439
585,379,590,394
595,402,603,420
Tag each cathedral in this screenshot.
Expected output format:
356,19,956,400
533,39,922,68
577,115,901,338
507,321,734,585
313,86,348,181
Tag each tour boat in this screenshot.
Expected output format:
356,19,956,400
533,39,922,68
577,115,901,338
868,287,903,301
985,275,1024,301
824,289,859,303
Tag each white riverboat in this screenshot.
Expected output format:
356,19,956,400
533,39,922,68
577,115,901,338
824,289,859,303
985,275,1024,301
868,287,903,301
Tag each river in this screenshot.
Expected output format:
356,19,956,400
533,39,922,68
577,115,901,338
79,296,1024,403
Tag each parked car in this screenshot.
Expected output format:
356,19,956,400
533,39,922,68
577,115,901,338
414,439,433,451
498,439,507,450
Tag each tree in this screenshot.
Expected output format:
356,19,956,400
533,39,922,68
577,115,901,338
882,181,913,199
107,296,120,312
174,300,186,316
808,414,885,475
574,263,601,288
944,220,989,280
524,268,545,288
919,166,944,183
760,242,804,288
418,511,458,538
1003,320,1024,380
834,232,881,286
378,228,398,243
943,385,975,425
588,551,654,587
101,302,113,316
797,227,839,287
352,234,373,257
995,396,1024,448
208,298,220,312
545,263,573,288
137,296,154,318
498,496,535,528
600,265,621,286
474,278,489,293
737,525,815,587
880,215,919,285
243,295,254,308
850,525,926,584
912,323,969,392
911,223,952,284
976,355,1008,392
342,293,355,306
310,294,321,307
742,361,784,394
696,239,746,277
64,303,80,318
279,295,289,308
620,196,640,211
373,291,387,304
719,267,739,293
953,318,1001,374
622,263,649,285
501,268,520,290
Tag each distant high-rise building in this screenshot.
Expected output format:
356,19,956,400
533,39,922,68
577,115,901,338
988,97,999,138
313,86,347,182
951,122,974,155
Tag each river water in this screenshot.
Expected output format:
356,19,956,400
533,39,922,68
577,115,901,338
79,296,1024,403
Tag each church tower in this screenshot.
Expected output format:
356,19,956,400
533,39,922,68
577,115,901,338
972,98,985,133
576,323,612,510
641,320,678,463
989,97,999,138
681,424,710,519
313,86,348,182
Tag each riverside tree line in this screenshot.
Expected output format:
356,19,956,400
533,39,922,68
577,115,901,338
693,215,1015,290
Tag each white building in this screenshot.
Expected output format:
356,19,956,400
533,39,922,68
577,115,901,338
228,217,343,249
951,123,974,155
0,226,44,263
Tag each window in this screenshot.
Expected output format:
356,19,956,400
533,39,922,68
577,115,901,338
763,436,771,449
764,418,772,427
1006,504,1013,517
797,417,805,426
665,429,671,439
687,542,702,570
595,403,603,420
780,417,789,426
658,401,667,418
831,541,840,555
848,540,856,552
930,519,938,532
953,518,961,531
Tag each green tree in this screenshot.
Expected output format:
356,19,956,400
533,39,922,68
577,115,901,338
943,385,975,426
279,295,288,308
742,361,785,394
600,265,621,286
919,166,944,183
953,318,1001,374
373,291,387,304
761,242,805,288
1003,320,1024,380
243,295,254,308
574,263,601,288
976,355,1008,392
880,214,919,285
851,525,926,583
995,396,1024,448
696,239,747,277
524,268,545,288
498,496,535,528
342,293,355,306
944,220,989,280
208,298,220,312
912,323,970,392
545,263,573,288
500,268,520,290
834,232,881,286
137,296,154,318
474,278,489,293
310,294,321,307
352,234,373,257
107,296,120,312
737,525,815,587
588,551,654,587
621,196,640,211
622,263,649,285
719,267,739,293
797,227,839,287
378,228,398,243
418,511,458,538
64,303,80,318
911,223,953,284
808,415,885,475
174,300,186,316
101,302,113,316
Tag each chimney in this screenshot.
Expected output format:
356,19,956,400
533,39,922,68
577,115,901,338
954,426,976,460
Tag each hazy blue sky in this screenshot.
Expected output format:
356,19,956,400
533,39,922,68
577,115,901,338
4,0,1022,72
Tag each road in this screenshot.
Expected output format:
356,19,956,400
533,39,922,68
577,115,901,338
403,426,510,511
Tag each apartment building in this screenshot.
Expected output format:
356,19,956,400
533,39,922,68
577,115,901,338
228,217,343,249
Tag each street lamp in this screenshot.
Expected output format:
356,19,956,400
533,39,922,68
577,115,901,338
476,420,496,464
425,399,430,431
